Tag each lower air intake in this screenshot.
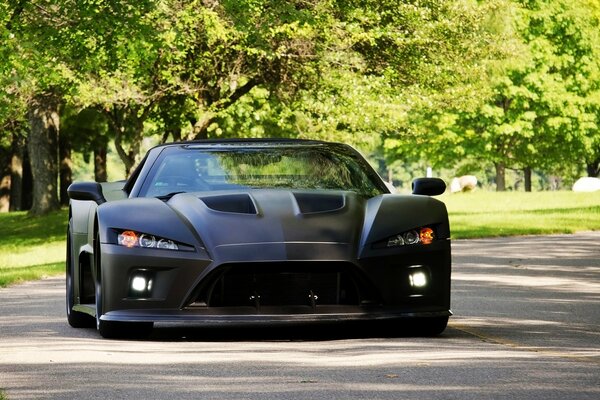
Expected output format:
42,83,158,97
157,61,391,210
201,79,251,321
187,262,377,310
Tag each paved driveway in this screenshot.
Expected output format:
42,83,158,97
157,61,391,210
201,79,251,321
1,233,599,399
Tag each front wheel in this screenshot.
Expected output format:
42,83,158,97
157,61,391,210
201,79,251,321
94,231,153,339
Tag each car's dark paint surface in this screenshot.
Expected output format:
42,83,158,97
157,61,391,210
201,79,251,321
67,139,451,338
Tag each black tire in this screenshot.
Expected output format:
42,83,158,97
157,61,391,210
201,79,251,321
94,231,153,339
66,224,95,328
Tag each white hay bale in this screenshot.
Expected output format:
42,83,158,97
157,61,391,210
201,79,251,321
572,177,600,192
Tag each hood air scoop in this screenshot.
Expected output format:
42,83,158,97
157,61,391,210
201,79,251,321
199,193,257,214
197,191,345,215
293,192,345,214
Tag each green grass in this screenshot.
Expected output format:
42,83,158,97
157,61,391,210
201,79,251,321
0,192,599,286
440,191,600,239
0,389,7,400
0,209,68,287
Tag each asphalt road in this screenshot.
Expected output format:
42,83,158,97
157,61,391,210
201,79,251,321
1,233,599,399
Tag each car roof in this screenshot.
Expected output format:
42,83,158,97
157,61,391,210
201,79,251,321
152,138,332,150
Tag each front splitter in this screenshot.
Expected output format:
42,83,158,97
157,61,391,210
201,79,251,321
101,308,452,325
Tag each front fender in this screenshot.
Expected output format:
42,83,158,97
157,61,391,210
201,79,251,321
96,198,203,251
359,194,450,258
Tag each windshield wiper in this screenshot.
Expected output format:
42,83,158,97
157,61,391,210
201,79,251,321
156,191,186,201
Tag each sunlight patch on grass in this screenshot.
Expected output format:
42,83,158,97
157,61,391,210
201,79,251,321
441,192,600,239
0,242,64,269
0,209,68,287
0,262,64,287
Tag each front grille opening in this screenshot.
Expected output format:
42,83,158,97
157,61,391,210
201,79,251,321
188,263,378,310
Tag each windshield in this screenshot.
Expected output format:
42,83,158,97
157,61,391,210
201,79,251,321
139,144,387,198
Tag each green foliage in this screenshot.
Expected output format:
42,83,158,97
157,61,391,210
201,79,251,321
2,0,597,193
384,0,600,183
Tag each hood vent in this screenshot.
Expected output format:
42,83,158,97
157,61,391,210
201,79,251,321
294,192,345,214
199,193,257,214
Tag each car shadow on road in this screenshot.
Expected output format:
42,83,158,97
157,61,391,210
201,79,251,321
143,320,456,342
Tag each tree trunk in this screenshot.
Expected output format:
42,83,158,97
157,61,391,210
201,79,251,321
9,134,24,211
94,145,108,182
495,162,506,192
587,160,600,177
191,113,214,140
21,149,33,210
27,92,61,216
105,107,144,177
0,146,10,212
524,167,532,192
59,133,73,206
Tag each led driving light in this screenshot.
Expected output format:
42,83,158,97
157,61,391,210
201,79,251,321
404,230,420,245
157,239,178,250
139,234,156,248
387,235,405,247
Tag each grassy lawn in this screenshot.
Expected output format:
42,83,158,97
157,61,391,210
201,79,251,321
0,191,599,287
441,191,600,239
0,209,68,287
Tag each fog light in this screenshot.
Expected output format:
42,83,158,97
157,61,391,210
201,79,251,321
409,271,427,288
131,276,148,292
129,270,155,298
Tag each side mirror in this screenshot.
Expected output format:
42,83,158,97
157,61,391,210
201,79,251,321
412,178,446,196
67,182,106,205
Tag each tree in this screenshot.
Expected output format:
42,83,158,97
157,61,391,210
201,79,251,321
27,92,61,214
210,0,506,154
384,0,600,190
375,0,520,184
1,1,69,214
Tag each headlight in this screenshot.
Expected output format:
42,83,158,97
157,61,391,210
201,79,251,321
117,230,179,250
381,226,436,248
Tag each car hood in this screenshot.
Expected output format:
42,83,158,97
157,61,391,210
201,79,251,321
167,190,365,262
97,189,449,263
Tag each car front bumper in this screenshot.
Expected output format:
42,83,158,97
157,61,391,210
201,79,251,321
98,239,452,324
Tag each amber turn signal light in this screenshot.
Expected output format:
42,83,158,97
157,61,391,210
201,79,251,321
117,230,138,248
419,227,434,245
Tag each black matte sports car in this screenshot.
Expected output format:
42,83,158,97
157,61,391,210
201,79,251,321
66,139,451,338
